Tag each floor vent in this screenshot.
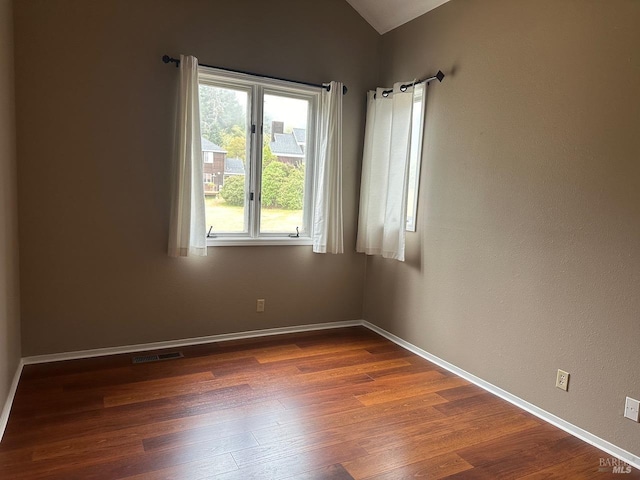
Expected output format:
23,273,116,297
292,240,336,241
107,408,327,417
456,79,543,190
132,352,184,364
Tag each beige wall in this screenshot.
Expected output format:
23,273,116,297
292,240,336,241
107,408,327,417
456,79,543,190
14,0,378,355
366,0,640,456
0,0,21,415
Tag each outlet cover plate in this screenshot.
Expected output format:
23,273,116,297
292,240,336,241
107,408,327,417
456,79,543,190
624,397,640,422
556,369,570,391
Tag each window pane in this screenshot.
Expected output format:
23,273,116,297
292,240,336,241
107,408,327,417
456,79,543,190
199,84,250,234
406,84,425,231
261,94,309,234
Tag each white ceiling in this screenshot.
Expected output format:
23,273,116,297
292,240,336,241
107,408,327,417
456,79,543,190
346,0,451,35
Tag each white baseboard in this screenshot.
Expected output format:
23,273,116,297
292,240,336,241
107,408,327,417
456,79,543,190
8,319,640,470
362,320,640,471
0,359,24,442
22,320,364,365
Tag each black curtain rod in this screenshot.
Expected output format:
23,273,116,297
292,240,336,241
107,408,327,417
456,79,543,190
162,55,348,95
376,70,445,98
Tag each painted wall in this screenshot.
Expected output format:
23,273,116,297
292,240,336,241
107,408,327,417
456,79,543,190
14,0,379,355
365,0,640,456
0,0,21,421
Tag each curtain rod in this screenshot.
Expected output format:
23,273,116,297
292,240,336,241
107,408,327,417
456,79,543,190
162,55,348,95
377,70,445,98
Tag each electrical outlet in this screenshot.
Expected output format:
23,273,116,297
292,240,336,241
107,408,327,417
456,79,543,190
556,369,570,391
256,299,265,312
624,397,640,422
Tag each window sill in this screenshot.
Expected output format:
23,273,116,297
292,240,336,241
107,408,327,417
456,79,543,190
206,237,313,247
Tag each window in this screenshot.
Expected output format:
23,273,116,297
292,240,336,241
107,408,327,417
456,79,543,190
406,83,426,232
198,67,318,245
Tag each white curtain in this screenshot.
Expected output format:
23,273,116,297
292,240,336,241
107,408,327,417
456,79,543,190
356,83,417,262
168,55,207,257
313,81,344,254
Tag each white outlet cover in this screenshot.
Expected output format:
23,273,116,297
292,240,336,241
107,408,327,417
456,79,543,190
624,397,640,422
556,369,569,391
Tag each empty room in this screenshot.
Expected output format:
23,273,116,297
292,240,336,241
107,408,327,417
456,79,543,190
0,0,639,478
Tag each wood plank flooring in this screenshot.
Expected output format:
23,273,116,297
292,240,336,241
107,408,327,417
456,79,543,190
0,327,637,479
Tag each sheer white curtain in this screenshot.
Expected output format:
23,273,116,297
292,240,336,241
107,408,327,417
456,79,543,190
312,81,344,254
356,82,417,262
168,55,207,257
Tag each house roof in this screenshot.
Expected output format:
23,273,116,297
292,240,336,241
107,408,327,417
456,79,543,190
224,157,245,175
201,137,226,153
270,133,304,157
292,128,306,144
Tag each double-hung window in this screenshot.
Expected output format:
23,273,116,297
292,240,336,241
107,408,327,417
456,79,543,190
198,67,319,245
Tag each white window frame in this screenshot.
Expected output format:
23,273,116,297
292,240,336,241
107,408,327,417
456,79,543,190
199,66,319,246
406,83,426,232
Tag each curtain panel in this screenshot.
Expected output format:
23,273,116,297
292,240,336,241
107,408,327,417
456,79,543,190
168,55,207,257
312,81,344,254
356,83,418,262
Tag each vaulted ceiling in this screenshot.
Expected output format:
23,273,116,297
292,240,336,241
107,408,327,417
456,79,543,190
345,0,451,34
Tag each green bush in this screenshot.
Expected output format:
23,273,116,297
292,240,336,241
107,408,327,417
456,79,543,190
280,167,304,209
262,162,290,208
220,163,304,210
262,162,304,210
220,175,245,206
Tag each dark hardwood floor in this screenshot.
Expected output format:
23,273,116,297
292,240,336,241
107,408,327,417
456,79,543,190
0,327,637,479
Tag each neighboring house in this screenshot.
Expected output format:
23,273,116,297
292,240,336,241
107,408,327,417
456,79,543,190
292,128,306,152
201,138,226,192
224,157,245,179
201,138,245,196
269,121,305,165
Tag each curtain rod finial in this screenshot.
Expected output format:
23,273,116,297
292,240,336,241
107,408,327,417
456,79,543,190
436,70,445,82
162,55,180,67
